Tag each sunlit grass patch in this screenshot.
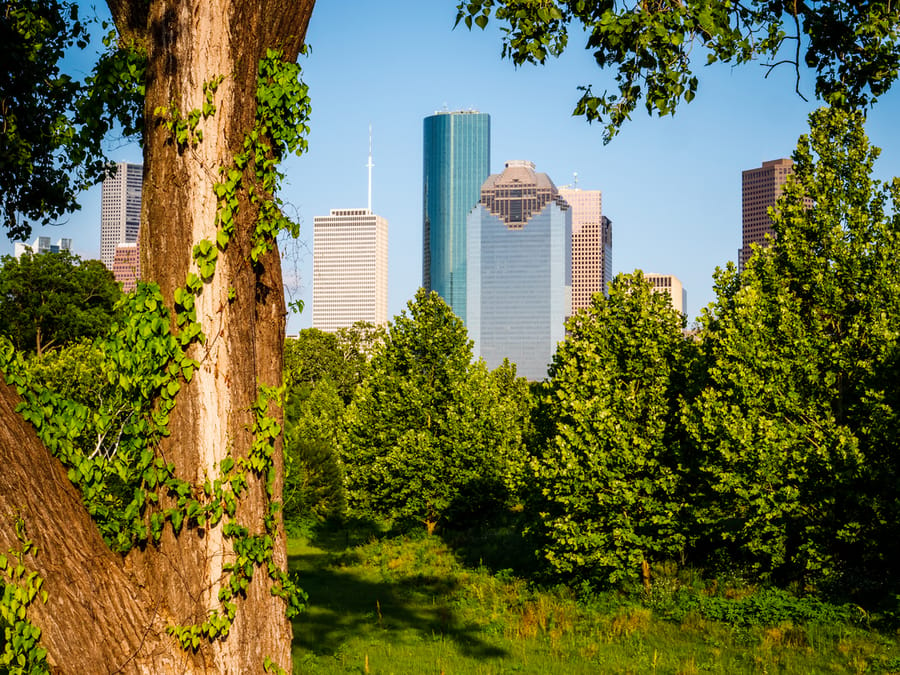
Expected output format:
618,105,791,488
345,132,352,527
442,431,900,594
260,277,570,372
289,529,900,674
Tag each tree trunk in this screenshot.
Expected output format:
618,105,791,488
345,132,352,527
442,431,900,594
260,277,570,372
0,0,315,672
0,381,177,673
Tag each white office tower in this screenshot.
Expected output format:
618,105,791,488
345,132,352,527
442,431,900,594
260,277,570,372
312,208,388,332
100,163,143,270
13,236,72,258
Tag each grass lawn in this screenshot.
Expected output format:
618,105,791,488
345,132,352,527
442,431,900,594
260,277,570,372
288,528,900,674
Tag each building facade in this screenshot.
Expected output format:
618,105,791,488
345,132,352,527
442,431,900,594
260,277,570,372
100,163,143,270
646,273,687,316
422,110,490,322
740,158,795,269
112,242,140,292
467,161,572,381
312,208,388,332
558,187,612,311
13,236,72,259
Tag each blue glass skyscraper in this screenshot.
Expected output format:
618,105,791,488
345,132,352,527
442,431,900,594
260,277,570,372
467,161,572,381
423,110,490,322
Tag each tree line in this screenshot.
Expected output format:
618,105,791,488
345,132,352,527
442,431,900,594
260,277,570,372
283,107,900,608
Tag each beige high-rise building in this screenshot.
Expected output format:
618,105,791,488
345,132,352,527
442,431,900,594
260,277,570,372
646,273,686,316
559,187,612,311
312,208,388,332
100,163,143,270
740,158,794,269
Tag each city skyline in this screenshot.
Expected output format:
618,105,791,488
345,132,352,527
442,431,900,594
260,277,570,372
558,187,611,311
647,274,687,317
112,242,140,292
4,1,899,333
740,158,796,270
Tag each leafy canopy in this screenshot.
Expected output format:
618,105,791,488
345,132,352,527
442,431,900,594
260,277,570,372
686,107,900,588
0,250,121,355
456,1,900,141
0,1,146,239
0,0,87,238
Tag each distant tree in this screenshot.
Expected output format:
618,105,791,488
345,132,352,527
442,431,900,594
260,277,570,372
477,358,535,503
456,1,900,141
341,289,528,533
282,324,384,527
686,107,900,591
531,272,693,586
0,251,120,355
283,378,347,526
284,322,382,406
18,339,112,408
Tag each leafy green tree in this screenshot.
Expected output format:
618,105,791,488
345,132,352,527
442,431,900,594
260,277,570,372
0,1,88,238
282,325,385,528
284,322,382,406
341,289,528,533
457,1,900,141
284,329,343,392
18,339,112,407
283,378,347,527
476,358,535,503
686,107,900,591
531,272,693,586
0,251,121,355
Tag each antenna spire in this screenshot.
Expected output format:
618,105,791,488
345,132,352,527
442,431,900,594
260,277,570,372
367,125,374,212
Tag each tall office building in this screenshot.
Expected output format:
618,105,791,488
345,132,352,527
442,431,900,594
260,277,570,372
646,273,687,316
312,208,388,332
740,158,794,269
422,110,490,321
558,187,612,311
100,163,143,270
467,161,572,380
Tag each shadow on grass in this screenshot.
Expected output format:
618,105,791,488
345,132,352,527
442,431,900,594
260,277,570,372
439,510,541,580
289,544,508,662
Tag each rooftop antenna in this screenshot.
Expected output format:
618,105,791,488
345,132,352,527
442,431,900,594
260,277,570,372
573,171,578,189
367,124,374,212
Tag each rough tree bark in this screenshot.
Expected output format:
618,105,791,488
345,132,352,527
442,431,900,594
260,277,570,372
0,0,315,672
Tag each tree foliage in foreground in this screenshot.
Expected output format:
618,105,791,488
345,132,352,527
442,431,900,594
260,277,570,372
531,272,693,585
341,289,531,533
457,1,900,141
0,0,87,238
686,107,900,592
0,251,121,355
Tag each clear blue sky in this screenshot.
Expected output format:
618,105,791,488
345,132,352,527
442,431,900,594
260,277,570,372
4,1,900,331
